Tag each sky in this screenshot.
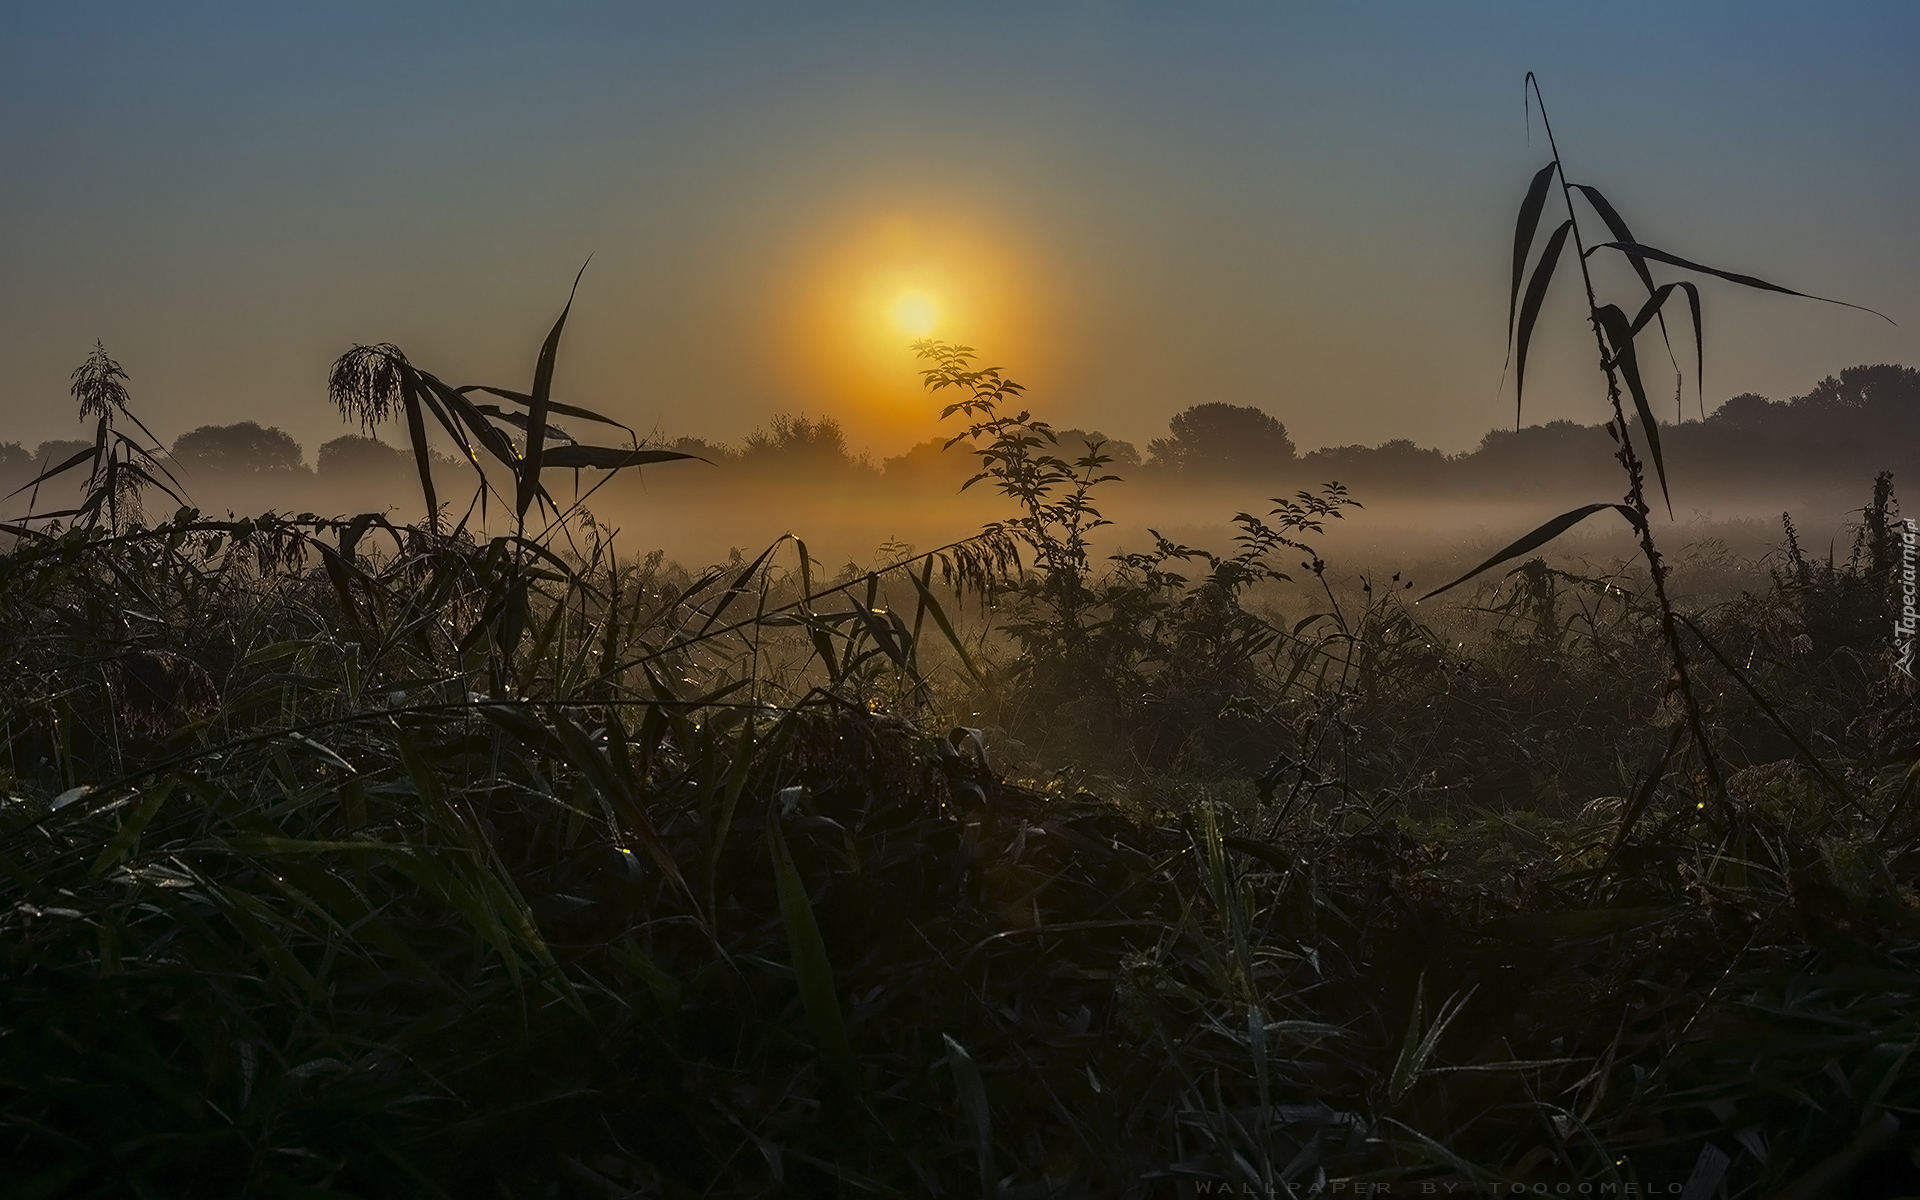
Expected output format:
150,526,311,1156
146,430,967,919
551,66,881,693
2,1,1916,466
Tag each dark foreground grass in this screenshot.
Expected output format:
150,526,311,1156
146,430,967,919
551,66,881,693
7,78,1919,1198
3,493,1920,1199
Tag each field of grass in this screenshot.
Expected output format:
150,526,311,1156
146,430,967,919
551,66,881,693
5,83,1919,1199
6,378,1920,1198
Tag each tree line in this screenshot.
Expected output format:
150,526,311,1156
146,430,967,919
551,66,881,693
3,362,1914,509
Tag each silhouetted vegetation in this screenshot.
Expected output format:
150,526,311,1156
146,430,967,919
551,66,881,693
4,87,1919,1200
1145,402,1296,477
172,422,308,479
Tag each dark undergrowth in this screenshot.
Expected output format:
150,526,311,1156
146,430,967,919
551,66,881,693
7,83,1920,1199
6,383,1920,1199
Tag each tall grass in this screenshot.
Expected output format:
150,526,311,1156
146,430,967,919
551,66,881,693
3,86,1919,1199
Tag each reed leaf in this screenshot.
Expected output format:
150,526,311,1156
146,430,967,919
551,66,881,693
1513,218,1574,424
518,263,588,522
1508,160,1561,347
1419,503,1643,600
943,1032,997,1199
1587,241,1894,323
1595,302,1671,514
767,807,860,1092
540,445,703,470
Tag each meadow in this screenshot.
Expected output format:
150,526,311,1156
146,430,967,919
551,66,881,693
4,87,1919,1198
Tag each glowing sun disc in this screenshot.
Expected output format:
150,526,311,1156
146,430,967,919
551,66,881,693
890,291,940,337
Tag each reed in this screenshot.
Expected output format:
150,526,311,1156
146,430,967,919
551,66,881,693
1,83,1915,1199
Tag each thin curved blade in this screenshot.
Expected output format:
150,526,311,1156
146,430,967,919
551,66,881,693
1514,219,1575,426
459,385,636,437
1508,161,1561,347
1596,303,1671,516
1419,503,1644,601
540,444,704,470
519,260,591,520
1588,241,1894,323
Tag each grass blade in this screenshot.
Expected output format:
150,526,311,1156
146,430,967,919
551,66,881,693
1587,240,1894,323
1388,976,1477,1107
908,565,988,687
519,261,590,521
1596,302,1671,515
767,808,860,1092
1419,503,1643,601
3,445,100,502
88,778,178,877
942,1033,996,1199
1572,183,1656,294
705,716,760,915
540,445,704,470
1508,160,1561,348
1514,218,1574,424
459,384,637,439
398,367,439,529
1678,280,1704,416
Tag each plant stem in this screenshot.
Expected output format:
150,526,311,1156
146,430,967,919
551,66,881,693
1527,74,1726,803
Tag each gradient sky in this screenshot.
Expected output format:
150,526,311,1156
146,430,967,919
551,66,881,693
3,2,1915,466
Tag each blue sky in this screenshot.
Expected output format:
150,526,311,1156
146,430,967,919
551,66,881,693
2,1,1914,461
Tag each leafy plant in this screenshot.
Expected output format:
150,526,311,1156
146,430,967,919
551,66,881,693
7,82,1920,1200
326,267,701,539
914,340,1117,690
1422,73,1894,808
5,341,187,534
913,338,1362,769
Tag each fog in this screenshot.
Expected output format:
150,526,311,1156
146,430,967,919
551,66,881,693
5,363,1913,601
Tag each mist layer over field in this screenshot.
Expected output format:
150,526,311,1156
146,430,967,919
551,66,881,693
7,361,1911,593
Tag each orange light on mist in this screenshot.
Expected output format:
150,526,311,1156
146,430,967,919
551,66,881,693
890,290,940,338
772,210,1048,451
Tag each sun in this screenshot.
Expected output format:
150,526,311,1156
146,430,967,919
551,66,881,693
890,290,940,338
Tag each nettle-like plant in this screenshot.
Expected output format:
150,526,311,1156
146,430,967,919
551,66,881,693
1421,75,1892,801
913,339,1361,731
914,340,1116,686
5,341,187,534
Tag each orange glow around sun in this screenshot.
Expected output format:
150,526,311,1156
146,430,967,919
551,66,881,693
890,290,940,337
772,210,1047,452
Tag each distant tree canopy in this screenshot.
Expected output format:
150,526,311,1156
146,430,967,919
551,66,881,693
1052,429,1142,472
173,422,305,475
743,414,846,461
1147,403,1296,475
1710,393,1775,430
9,361,1897,520
317,435,409,478
664,436,732,465
740,414,877,476
1790,363,1920,414
881,437,974,483
1301,438,1447,491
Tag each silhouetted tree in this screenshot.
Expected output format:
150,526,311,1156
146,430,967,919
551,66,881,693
881,437,973,483
1146,403,1295,475
1300,438,1447,494
317,435,409,480
666,436,734,465
173,422,306,476
1709,393,1774,429
1794,364,1920,415
1054,429,1141,472
740,414,876,477
32,440,95,468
